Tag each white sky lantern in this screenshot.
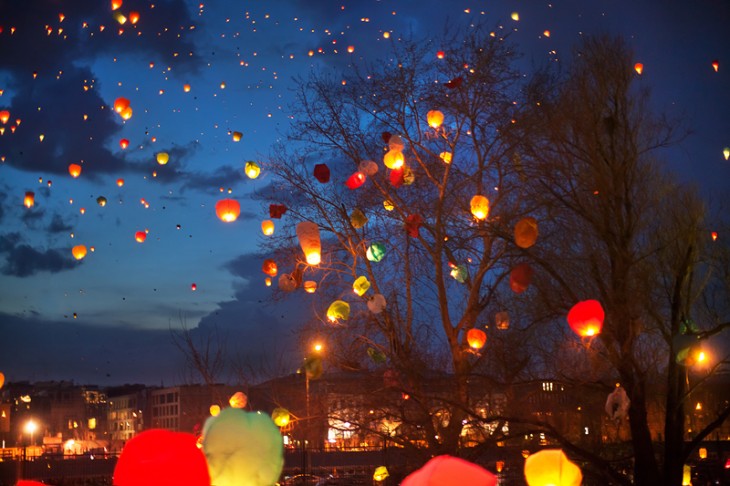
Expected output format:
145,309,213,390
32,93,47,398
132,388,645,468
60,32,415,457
296,221,321,265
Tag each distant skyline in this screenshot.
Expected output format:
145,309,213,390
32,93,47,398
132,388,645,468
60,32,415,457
1,0,728,386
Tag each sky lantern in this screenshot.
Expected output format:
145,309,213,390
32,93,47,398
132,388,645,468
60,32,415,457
402,455,496,486
368,293,387,314
245,161,261,179
261,219,274,236
278,273,297,291
113,97,130,113
359,159,378,176
436,50,445,59
303,280,317,293
229,391,247,409
210,404,221,417
191,283,197,291
366,242,386,262
383,149,404,169
269,204,287,219
514,217,538,248
427,110,444,128
327,300,350,323
183,83,191,92
510,263,534,293
72,245,87,260
68,163,82,178
24,191,35,208
313,163,330,183
524,449,582,486
0,110,9,124
232,131,243,142
466,328,487,350
405,214,422,237
634,62,644,75
262,259,277,277
567,299,605,337
373,466,389,482
96,196,107,206
116,178,124,187
271,407,290,427
495,311,510,330
114,429,210,486
128,11,140,24
0,372,4,390
119,138,129,149
712,59,719,72
353,276,370,296
439,152,452,164
350,208,368,228
345,171,366,189
388,133,404,151
134,231,147,243
120,106,133,120
156,152,169,165
470,195,489,220
111,0,122,10
723,147,730,160
296,221,321,265
216,199,241,222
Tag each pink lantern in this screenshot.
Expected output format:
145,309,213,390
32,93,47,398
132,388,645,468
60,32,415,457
402,455,497,486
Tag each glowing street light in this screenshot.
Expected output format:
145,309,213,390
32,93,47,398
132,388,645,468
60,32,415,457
24,419,38,445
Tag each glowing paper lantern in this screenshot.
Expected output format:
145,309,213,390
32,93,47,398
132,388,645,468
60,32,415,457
470,195,489,220
97,196,107,207
466,328,487,350
0,110,10,124
119,138,129,149
262,259,278,277
368,294,387,314
511,12,520,21
113,429,210,486
111,0,122,10
427,110,444,128
711,59,719,72
303,280,317,293
113,97,130,113
450,264,468,283
128,11,139,24
261,220,275,236
514,217,538,248
405,214,422,237
366,242,386,262
313,163,330,183
383,200,395,211
120,106,133,120
350,208,368,229
202,408,284,486
229,391,248,409
278,273,297,291
0,372,4,389
439,152,452,164
605,386,630,422
210,404,221,416
374,466,389,482
723,147,730,161
402,455,497,486
383,150,404,169
345,171,366,189
389,167,404,187
296,221,321,265
117,178,125,187
353,276,370,296
327,300,350,323
634,62,644,75
24,191,35,208
216,199,241,222
245,161,261,179
269,204,287,219
271,407,290,427
183,83,191,92
135,231,147,243
156,152,169,165
524,449,582,486
388,134,404,151
510,263,533,293
436,50,445,59
359,159,378,176
232,131,243,142
495,311,510,330
68,163,82,178
72,245,87,260
567,300,604,337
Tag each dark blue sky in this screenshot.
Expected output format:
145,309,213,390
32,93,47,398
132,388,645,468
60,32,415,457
0,0,728,386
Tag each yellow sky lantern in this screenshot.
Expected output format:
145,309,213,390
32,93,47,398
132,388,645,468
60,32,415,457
156,152,169,165
232,131,243,142
272,407,290,427
427,110,444,128
209,404,221,417
296,221,321,265
327,300,350,323
244,161,261,179
72,245,87,260
470,195,489,220
373,466,389,482
383,200,394,211
524,449,582,486
723,147,730,160
383,149,404,169
24,191,35,208
353,276,370,296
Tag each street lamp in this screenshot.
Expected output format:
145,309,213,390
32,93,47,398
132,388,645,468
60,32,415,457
25,419,38,447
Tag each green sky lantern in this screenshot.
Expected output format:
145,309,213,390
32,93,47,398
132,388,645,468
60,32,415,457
366,242,386,262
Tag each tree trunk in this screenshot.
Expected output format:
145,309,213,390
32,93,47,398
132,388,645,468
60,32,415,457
622,369,661,485
663,359,687,485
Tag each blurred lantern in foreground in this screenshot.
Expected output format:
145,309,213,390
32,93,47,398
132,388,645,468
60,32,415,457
345,171,366,189
450,263,468,283
524,449,582,486
68,163,82,178
327,300,350,323
353,276,370,296
514,217,538,248
470,195,489,220
210,404,221,416
373,466,390,482
119,138,129,149
427,110,444,128
313,163,330,183
232,131,243,142
262,259,278,277
202,408,283,486
402,455,496,486
296,221,321,265
724,147,730,161
271,407,290,427
366,242,386,262
216,199,241,222
509,263,533,293
567,300,604,337
24,191,35,208
72,245,87,260
229,391,247,409
134,231,147,243
466,328,487,350
245,161,261,179
0,372,4,389
634,62,644,75
156,152,169,165
368,294,387,314
261,219,274,236
113,429,210,486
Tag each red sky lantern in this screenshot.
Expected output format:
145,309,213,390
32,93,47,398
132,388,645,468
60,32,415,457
0,110,10,124
269,204,287,219
405,214,422,237
389,167,404,187
313,163,330,183
509,263,533,293
345,171,366,189
711,59,719,72
567,299,605,337
128,11,140,24
634,62,644,75
215,199,240,222
68,163,82,178
436,50,445,59
134,231,147,243
402,455,496,486
119,138,129,149
466,328,487,350
113,96,130,113
262,259,278,277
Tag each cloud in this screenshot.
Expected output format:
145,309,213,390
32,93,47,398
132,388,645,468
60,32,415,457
48,213,74,233
0,232,78,277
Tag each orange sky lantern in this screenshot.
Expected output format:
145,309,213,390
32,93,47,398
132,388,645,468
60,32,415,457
113,97,130,113
215,199,240,222
470,195,489,220
111,0,122,10
261,219,274,236
297,221,321,265
72,245,87,260
261,259,277,277
711,59,719,72
0,110,9,124
467,328,487,350
128,11,139,24
427,110,444,128
634,62,644,75
68,163,82,178
24,191,35,208
116,178,124,187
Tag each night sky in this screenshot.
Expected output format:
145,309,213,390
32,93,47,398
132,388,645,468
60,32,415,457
0,0,728,386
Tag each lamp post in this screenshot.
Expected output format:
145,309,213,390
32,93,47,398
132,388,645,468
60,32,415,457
300,341,324,478
23,418,38,479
